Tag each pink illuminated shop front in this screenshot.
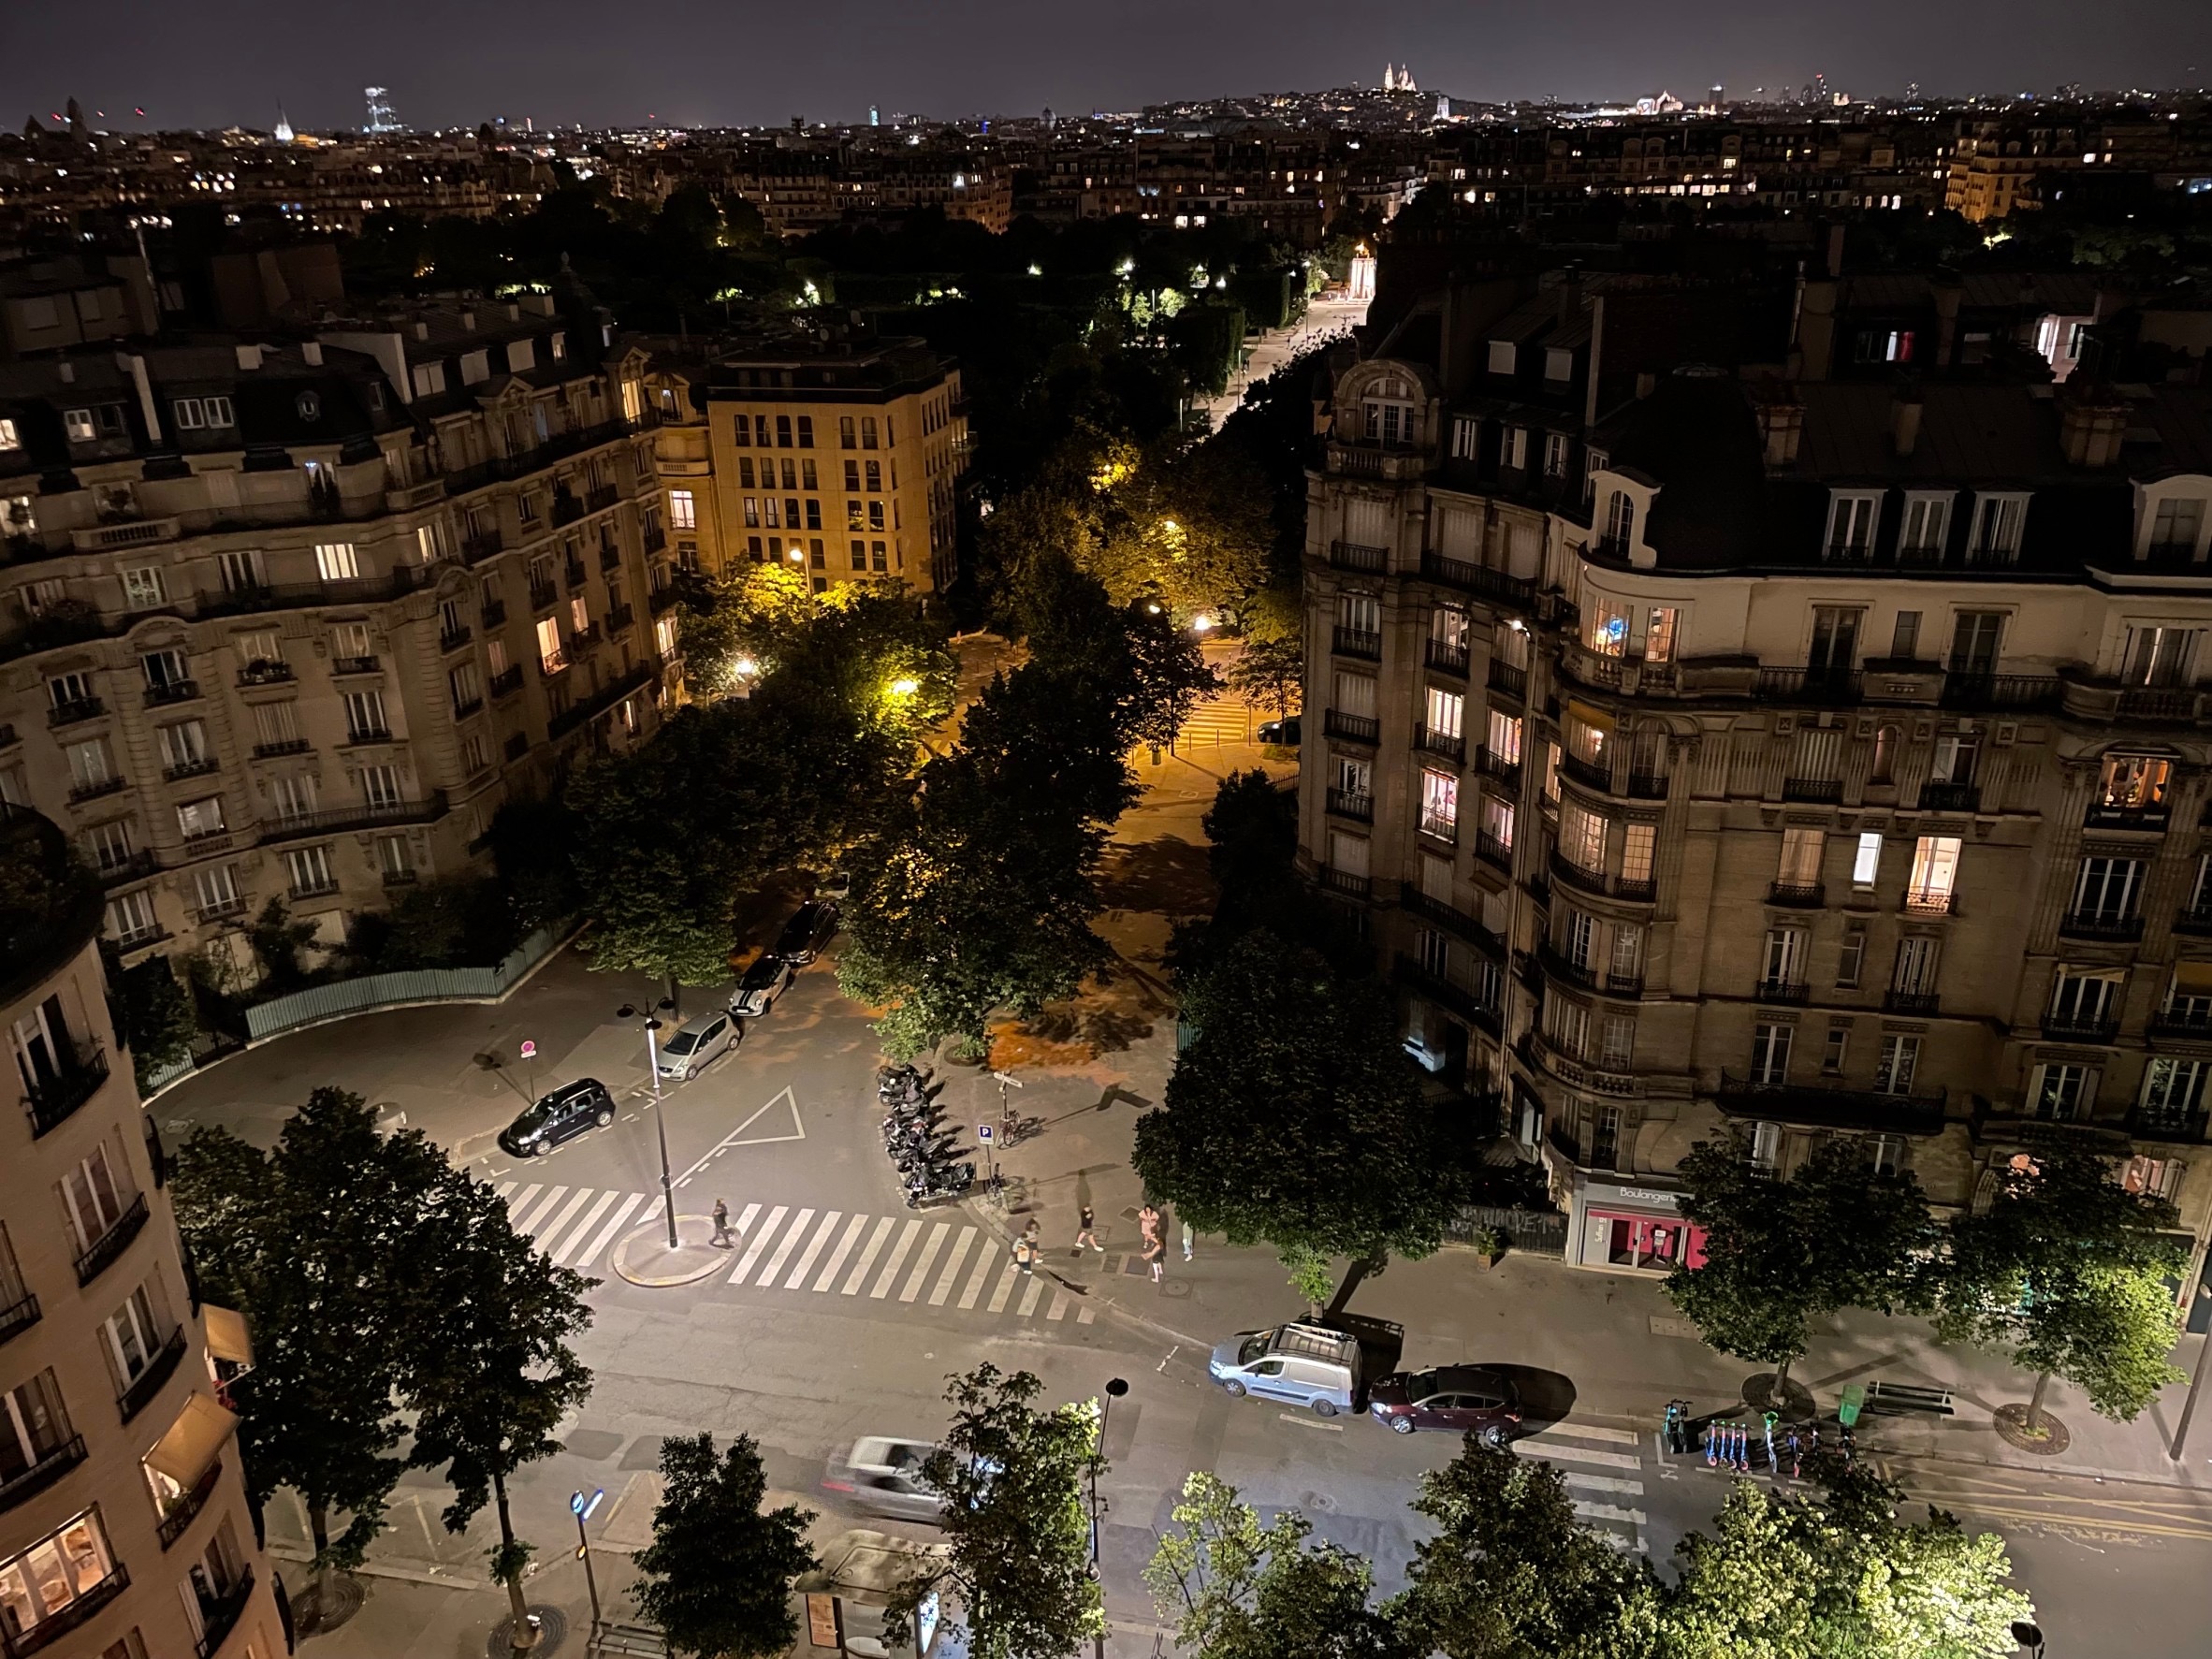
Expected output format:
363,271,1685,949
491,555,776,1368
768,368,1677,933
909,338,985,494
1567,1179,1708,1273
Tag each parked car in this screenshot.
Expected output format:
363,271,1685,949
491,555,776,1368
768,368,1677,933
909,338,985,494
1207,1322,1362,1417
774,899,839,965
497,1079,617,1158
657,1011,740,1081
729,953,796,1017
820,869,852,901
1366,1365,1521,1443
1256,714,1302,747
821,1438,946,1523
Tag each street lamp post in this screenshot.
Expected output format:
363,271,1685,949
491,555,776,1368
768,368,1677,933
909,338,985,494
1090,1378,1128,1659
571,1488,605,1639
619,1001,680,1248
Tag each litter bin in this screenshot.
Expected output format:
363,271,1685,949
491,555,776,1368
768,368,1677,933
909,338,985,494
1838,1383,1866,1429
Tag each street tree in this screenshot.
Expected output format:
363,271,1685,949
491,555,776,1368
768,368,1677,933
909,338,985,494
170,1090,451,1604
407,1169,595,1653
1389,1440,1658,1659
1132,930,1467,1283
1666,1132,1939,1402
1145,1472,1400,1659
1933,1140,2188,1431
1227,635,1303,721
633,1433,817,1659
885,1365,1103,1659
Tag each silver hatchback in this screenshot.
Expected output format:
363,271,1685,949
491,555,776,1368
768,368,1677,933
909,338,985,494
656,1011,739,1080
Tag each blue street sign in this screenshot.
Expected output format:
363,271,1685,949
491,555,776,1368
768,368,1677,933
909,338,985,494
977,1124,993,1142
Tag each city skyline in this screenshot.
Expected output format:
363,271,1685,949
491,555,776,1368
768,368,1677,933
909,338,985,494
6,0,2206,135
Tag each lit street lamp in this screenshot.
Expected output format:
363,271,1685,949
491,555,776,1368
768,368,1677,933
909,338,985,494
618,1001,681,1248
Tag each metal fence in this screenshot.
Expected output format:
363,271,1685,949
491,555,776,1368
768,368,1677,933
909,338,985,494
243,924,568,1042
1445,1205,1568,1257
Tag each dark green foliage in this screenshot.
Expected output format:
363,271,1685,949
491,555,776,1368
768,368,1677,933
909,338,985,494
634,1434,819,1659
487,793,584,932
1133,930,1466,1266
246,896,322,991
347,876,527,971
114,955,197,1083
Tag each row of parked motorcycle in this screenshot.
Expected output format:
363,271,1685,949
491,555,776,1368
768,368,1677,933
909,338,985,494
880,1065,977,1208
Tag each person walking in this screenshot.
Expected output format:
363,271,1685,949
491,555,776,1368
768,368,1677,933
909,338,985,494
1014,1218,1041,1275
1138,1202,1162,1247
1142,1232,1165,1284
1075,1205,1103,1256
710,1199,732,1248
1181,1221,1195,1262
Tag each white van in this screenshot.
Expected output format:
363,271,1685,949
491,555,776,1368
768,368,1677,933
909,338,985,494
1207,1322,1362,1417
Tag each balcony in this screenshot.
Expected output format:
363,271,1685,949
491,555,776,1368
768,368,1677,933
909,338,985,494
444,418,634,496
1626,771,1667,800
2058,910,2141,942
605,603,636,636
600,543,623,573
1318,866,1371,899
439,623,473,653
1903,891,1959,918
195,897,248,925
289,878,341,901
1476,828,1513,872
568,623,604,655
1425,639,1470,675
1419,549,1538,610
0,1290,39,1349
1884,990,1943,1017
529,580,559,610
480,598,508,629
551,493,585,528
259,791,447,843
1393,953,1502,1038
2149,1005,2212,1041
461,529,503,563
96,853,157,889
0,1433,83,1520
341,725,393,747
1757,666,1863,706
1400,883,1506,960
2129,1106,2211,1143
382,866,419,888
1323,709,1379,746
1540,943,1641,999
144,678,200,707
72,515,181,551
47,696,106,728
1550,850,1655,903
1716,1072,1948,1137
1780,777,1843,805
158,1455,226,1550
251,738,311,759
1415,724,1465,764
1561,751,1613,793
1488,660,1527,699
1331,625,1381,662
642,524,668,554
118,1325,187,1422
452,695,484,719
488,665,525,699
546,663,658,740
72,1192,150,1285
2176,905,2212,938
1325,788,1374,822
563,559,589,589
1418,811,1460,845
198,568,424,618
330,654,381,677
1,1560,129,1654
1919,781,1982,813
1941,671,2063,713
2083,802,2169,833
25,1042,109,1137
162,756,221,784
1754,978,1811,1005
235,662,293,688
1476,748,1522,790
2041,1011,2119,1042
192,1565,255,1659
648,584,682,614
66,776,125,804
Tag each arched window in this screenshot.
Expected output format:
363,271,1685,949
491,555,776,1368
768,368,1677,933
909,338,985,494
1603,489,1635,551
1870,724,1899,784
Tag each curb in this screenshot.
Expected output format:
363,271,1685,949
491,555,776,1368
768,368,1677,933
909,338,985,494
611,1215,732,1288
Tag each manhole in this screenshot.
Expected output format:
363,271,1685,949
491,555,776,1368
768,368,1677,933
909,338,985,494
488,1606,570,1657
293,1572,367,1635
1302,1491,1339,1513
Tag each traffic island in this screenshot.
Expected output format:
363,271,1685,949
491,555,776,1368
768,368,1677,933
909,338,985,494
611,1214,731,1288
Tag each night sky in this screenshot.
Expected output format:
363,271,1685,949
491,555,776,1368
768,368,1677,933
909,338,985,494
7,0,2206,134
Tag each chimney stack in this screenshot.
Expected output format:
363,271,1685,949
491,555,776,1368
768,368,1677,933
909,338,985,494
1755,383,1804,468
2059,383,2127,467
1891,387,1924,458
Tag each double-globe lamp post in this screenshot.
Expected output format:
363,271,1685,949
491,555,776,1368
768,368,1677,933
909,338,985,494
618,1000,680,1249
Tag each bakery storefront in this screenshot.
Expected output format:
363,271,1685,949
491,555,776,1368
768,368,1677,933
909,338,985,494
1564,1176,1708,1274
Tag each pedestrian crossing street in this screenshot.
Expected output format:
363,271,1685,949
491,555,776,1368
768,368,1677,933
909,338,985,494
493,1181,1099,1328
1511,1419,1649,1557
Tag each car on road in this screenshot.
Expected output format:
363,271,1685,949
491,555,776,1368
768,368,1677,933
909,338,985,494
821,1437,945,1523
1207,1322,1361,1417
774,899,839,965
656,1011,740,1081
729,953,795,1017
497,1079,617,1158
1256,714,1301,747
1366,1365,1521,1443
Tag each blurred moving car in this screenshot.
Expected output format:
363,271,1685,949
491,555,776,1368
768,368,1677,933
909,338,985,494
821,1437,947,1523
656,1011,740,1081
496,1079,617,1158
729,953,796,1017
1366,1365,1521,1442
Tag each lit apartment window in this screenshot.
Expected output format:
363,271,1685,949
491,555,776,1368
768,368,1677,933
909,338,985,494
0,1509,122,1638
668,489,697,531
1487,709,1522,764
2099,754,2172,811
313,542,359,581
1560,800,1606,873
1852,831,1882,888
1419,769,1458,839
0,418,18,451
536,617,565,675
1904,836,1961,912
1777,826,1824,889
1424,688,1463,741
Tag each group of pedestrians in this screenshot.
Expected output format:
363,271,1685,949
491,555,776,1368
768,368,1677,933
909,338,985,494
1004,1201,1192,1284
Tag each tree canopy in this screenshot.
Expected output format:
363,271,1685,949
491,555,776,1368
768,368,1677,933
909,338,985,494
634,1433,818,1659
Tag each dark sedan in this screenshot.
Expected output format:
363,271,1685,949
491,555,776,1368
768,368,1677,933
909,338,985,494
774,899,839,965
1366,1365,1521,1442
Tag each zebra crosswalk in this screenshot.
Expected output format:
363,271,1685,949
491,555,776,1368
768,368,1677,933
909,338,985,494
1512,1419,1650,1556
493,1181,1099,1329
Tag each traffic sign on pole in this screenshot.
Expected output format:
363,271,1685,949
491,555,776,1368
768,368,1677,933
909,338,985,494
977,1124,994,1142
520,1041,537,1060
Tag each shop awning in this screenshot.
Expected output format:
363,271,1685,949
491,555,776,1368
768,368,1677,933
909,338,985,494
142,1391,236,1488
202,1303,253,1368
2174,961,2212,994
1564,698,1616,735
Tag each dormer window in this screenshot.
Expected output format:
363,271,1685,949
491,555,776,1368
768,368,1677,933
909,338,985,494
1361,374,1416,447
1601,489,1635,555
1899,492,1952,561
1583,448,1608,506
1487,341,1517,374
1824,491,1879,561
2150,497,2206,560
1969,493,2027,565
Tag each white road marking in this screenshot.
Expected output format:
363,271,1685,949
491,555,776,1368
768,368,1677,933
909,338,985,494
1515,1441,1642,1472
548,1191,618,1262
1276,1413,1346,1433
673,1086,805,1186
785,1212,842,1288
1017,1276,1044,1317
1078,1305,1096,1325
899,1223,951,1302
730,1205,788,1283
727,1201,762,1243
1564,1472,1647,1496
532,1187,596,1244
506,1183,545,1221
1572,1500,1648,1525
494,1181,518,1201
516,1186,570,1233
986,1262,1020,1313
1537,1420,1640,1446
818,1215,869,1291
572,1194,645,1268
843,1217,896,1294
756,1208,816,1286
1046,1288,1070,1321
928,1230,975,1305
956,1244,998,1309
871,1220,924,1299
